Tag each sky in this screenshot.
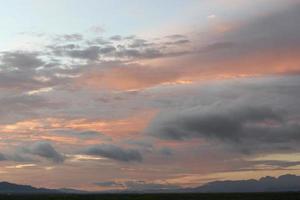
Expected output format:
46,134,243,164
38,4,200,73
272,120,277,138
0,0,299,191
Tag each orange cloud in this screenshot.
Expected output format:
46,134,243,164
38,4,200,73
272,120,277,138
0,110,157,144
77,48,300,91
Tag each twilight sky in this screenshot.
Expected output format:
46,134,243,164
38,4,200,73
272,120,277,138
0,0,300,191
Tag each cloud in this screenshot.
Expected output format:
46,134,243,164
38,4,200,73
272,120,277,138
94,180,181,191
56,34,83,42
1,4,299,94
0,142,65,164
159,147,173,156
164,39,190,45
4,151,36,163
124,181,180,191
165,34,187,39
53,130,112,141
0,51,74,93
66,46,101,60
0,51,44,70
0,153,6,161
82,144,142,162
0,3,298,187
46,32,190,64
249,160,300,168
94,181,124,187
77,62,182,90
148,105,283,141
146,76,300,154
24,142,65,163
198,42,234,53
0,94,61,124
75,4,300,91
128,38,151,48
109,35,122,41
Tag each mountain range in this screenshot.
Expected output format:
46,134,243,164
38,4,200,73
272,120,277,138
0,182,59,194
191,174,300,193
0,174,300,193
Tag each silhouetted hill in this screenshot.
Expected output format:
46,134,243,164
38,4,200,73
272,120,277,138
0,181,59,194
192,174,300,193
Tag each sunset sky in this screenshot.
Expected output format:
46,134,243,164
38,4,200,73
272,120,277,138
0,0,299,191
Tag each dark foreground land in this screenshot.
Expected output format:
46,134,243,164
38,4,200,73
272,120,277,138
0,193,300,200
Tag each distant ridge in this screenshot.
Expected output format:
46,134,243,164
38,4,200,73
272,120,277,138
191,174,300,193
1,174,300,194
94,174,300,194
0,181,59,194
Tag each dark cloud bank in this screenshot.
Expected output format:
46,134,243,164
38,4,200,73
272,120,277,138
146,76,300,155
1,142,65,164
82,144,142,162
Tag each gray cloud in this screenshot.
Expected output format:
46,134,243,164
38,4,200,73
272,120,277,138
83,144,142,162
86,37,112,45
148,105,283,141
98,46,116,54
67,46,100,60
0,153,6,161
0,142,65,164
165,34,187,39
0,51,76,93
94,181,124,187
24,142,65,163
115,48,162,59
249,160,300,168
60,34,83,42
146,76,300,154
74,131,106,138
0,94,62,124
0,71,43,91
159,147,173,156
198,42,235,53
109,35,122,41
0,51,44,70
128,38,151,48
47,33,191,62
164,39,190,46
52,130,112,141
5,152,36,163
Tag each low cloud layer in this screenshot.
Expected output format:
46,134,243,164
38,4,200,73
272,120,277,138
83,144,142,162
1,142,65,164
94,180,180,191
26,142,65,164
